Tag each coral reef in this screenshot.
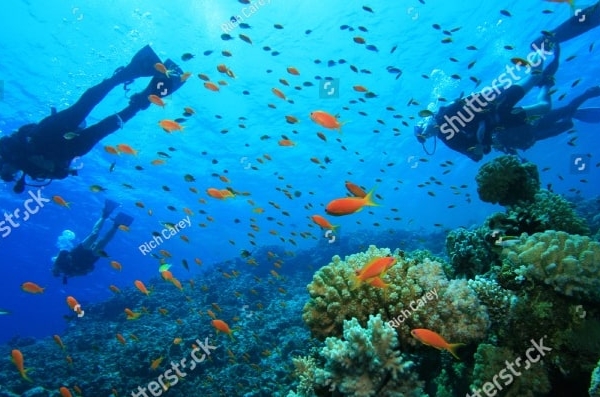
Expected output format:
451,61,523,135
591,357,600,397
501,230,600,302
315,315,425,397
475,155,540,206
302,246,490,347
469,343,551,397
467,276,517,331
445,228,500,278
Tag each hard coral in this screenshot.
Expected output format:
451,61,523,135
314,315,426,397
475,155,540,206
302,246,490,347
502,230,600,302
445,228,499,278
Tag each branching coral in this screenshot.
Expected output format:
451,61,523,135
501,230,600,302
302,245,490,347
475,155,540,206
314,315,425,397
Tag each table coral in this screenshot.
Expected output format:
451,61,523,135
502,230,600,302
475,155,540,206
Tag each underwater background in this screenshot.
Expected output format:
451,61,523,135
0,0,599,396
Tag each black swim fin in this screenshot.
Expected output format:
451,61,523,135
573,108,600,123
113,212,134,227
103,199,120,218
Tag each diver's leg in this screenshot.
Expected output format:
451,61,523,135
80,216,105,249
536,85,600,127
91,224,118,251
521,86,552,118
531,1,600,48
32,46,162,142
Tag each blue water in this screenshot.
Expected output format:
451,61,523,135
0,0,598,377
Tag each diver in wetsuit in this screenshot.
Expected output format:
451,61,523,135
0,45,186,193
414,1,600,161
52,199,133,283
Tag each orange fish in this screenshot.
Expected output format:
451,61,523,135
110,260,122,271
310,110,347,131
73,386,82,396
285,115,299,124
353,85,368,92
66,296,79,310
109,285,121,294
116,143,138,155
271,87,286,100
325,187,377,216
310,214,338,231
124,308,141,320
151,159,166,166
173,337,182,345
21,281,44,294
53,335,65,350
118,225,130,232
154,62,169,76
148,94,166,107
207,188,233,199
345,181,367,198
411,329,465,360
116,333,127,345
11,349,32,382
150,356,164,370
212,319,234,340
184,106,195,115
59,386,73,397
367,276,389,289
278,139,296,147
52,195,71,209
104,145,119,155
171,278,183,291
204,82,220,92
353,256,396,285
161,270,174,281
134,280,150,296
158,119,185,133
286,66,300,75
180,72,192,82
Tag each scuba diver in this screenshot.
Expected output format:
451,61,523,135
414,1,600,161
52,199,132,283
0,45,186,193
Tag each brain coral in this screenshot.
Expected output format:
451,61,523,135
502,230,600,302
302,245,489,346
475,155,540,206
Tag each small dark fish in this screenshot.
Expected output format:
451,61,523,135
305,29,312,35
203,50,213,56
239,23,251,29
340,24,350,30
350,65,359,73
565,55,576,62
274,23,284,29
157,152,171,159
239,34,252,44
500,10,511,17
365,44,378,52
182,259,189,271
390,45,397,54
364,92,377,98
181,53,195,61
135,165,144,171
358,26,368,32
271,51,280,56
441,37,453,44
362,5,374,13
109,161,116,172
432,24,441,30
466,45,477,51
504,45,514,50
468,61,476,69
221,34,233,41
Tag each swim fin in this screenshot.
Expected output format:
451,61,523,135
573,108,600,123
128,58,186,110
103,199,120,218
113,45,161,83
113,212,134,227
